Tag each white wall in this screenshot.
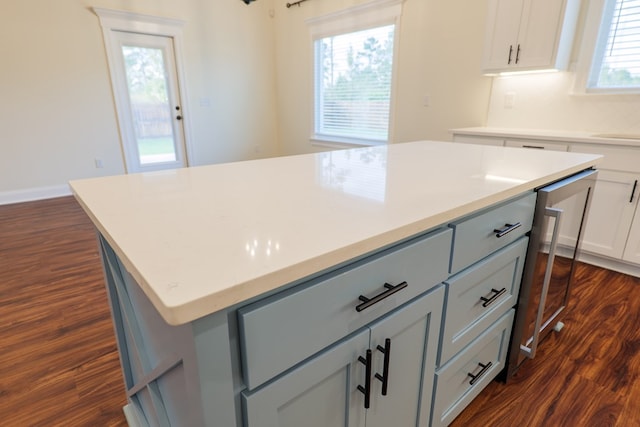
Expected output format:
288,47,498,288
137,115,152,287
0,0,279,202
273,0,493,155
1,0,496,203
486,0,640,135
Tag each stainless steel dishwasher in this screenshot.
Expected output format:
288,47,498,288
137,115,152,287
505,168,598,379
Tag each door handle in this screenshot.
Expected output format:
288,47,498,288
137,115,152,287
357,349,372,409
520,207,563,360
375,338,391,396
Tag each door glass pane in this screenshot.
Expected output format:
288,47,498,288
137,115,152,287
122,46,177,165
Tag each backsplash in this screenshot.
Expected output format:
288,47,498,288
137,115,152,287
486,71,640,134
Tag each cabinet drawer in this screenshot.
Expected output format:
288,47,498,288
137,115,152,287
449,192,535,274
453,135,504,146
570,143,640,173
238,228,452,390
432,309,514,427
505,140,569,152
440,237,527,364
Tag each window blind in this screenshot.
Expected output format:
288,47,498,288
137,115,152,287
314,24,395,142
595,0,640,88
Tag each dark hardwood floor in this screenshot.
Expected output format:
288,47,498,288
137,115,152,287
1,196,640,426
0,197,127,426
451,259,640,427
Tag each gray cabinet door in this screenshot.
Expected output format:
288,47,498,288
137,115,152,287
367,286,444,427
242,286,444,427
242,329,369,427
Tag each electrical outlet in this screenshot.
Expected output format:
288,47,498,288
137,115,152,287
94,158,104,169
504,92,516,109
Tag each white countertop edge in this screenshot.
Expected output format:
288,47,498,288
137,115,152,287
77,157,598,326
450,127,640,146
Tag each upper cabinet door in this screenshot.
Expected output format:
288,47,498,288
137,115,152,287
481,0,580,74
482,0,525,71
516,0,565,69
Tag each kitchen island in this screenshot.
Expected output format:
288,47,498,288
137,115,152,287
70,141,600,427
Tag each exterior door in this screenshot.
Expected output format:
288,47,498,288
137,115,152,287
109,31,188,173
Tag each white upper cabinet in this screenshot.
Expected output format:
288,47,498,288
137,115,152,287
481,0,581,74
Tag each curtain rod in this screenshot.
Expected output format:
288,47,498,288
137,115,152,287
286,0,310,8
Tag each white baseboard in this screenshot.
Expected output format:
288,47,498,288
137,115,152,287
0,184,72,205
577,251,640,278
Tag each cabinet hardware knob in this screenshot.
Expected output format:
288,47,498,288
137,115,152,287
480,287,507,307
493,222,521,238
375,338,391,396
467,361,493,385
356,282,408,312
508,45,513,64
357,349,372,409
631,180,638,203
176,115,183,121
515,44,521,64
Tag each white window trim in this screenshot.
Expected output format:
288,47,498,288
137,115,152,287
306,0,404,147
573,0,640,95
93,7,195,165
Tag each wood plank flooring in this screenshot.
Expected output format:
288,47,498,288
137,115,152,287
1,196,640,426
451,261,640,427
0,197,127,426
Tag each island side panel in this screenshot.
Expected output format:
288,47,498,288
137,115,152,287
100,235,240,426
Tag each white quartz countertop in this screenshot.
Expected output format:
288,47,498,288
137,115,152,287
70,141,601,325
451,127,640,146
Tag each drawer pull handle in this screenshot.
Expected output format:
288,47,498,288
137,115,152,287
493,222,521,238
357,349,372,409
522,145,544,149
467,361,493,386
480,287,507,307
375,338,391,396
356,282,408,312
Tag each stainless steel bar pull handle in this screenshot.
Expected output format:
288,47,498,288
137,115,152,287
520,207,563,360
494,222,521,238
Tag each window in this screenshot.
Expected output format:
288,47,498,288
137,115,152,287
314,25,395,144
307,0,402,145
588,0,640,91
